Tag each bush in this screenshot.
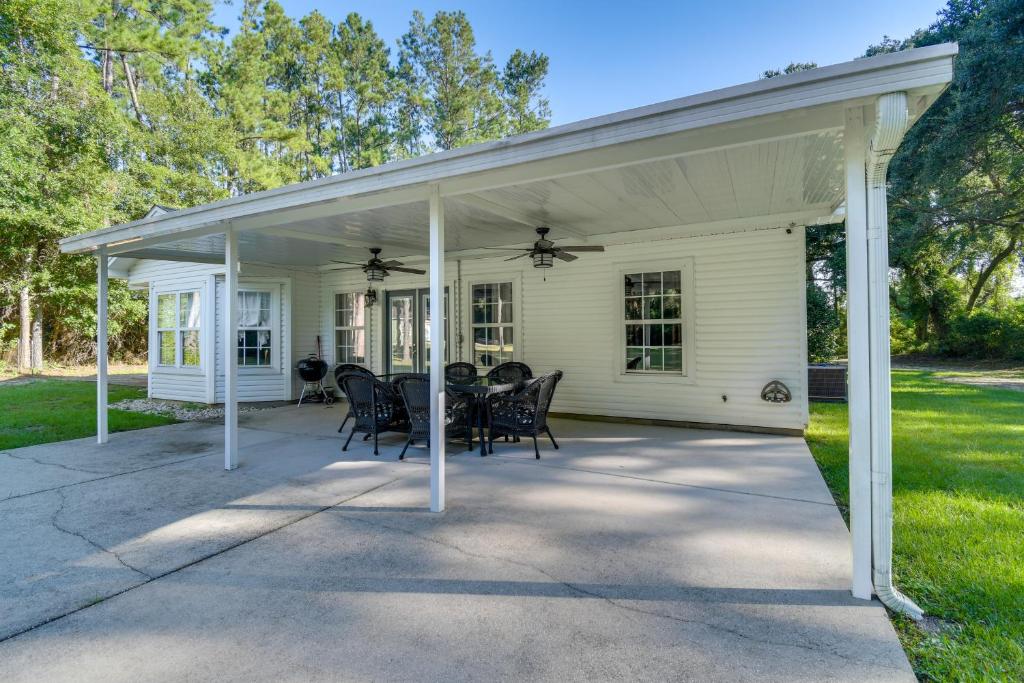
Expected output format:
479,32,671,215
890,313,924,355
938,306,1024,360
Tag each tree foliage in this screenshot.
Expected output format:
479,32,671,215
0,2,550,366
796,0,1024,361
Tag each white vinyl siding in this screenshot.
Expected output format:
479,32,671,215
129,261,320,404
129,225,808,431
318,227,808,431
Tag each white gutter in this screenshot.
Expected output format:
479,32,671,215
866,92,924,620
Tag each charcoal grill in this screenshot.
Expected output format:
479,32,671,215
296,355,333,405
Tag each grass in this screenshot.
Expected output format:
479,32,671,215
806,371,1024,681
0,379,176,450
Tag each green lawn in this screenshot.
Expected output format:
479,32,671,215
0,379,176,450
807,371,1024,681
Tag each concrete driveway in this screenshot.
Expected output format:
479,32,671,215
0,405,913,681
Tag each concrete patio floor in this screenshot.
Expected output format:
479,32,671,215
0,404,913,681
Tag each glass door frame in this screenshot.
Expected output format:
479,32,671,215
384,287,449,374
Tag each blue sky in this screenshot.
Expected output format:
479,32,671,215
212,0,946,126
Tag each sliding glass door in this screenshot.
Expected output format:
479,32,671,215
385,288,448,374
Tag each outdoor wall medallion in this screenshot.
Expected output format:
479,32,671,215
760,380,792,404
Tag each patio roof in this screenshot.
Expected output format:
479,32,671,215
60,43,957,268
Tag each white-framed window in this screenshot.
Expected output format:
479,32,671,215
156,290,201,368
237,290,273,367
623,270,684,374
334,291,367,364
470,281,514,367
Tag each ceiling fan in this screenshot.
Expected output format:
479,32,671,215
330,247,425,282
498,227,604,268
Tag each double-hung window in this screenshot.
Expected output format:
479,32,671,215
334,292,367,364
156,290,201,368
624,270,684,373
237,290,273,367
471,282,514,368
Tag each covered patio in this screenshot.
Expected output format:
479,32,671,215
0,406,912,680
59,43,957,619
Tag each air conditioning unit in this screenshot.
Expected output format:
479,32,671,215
808,364,847,402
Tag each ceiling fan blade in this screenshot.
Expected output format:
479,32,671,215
553,251,579,262
330,260,369,266
479,246,531,251
504,253,532,261
387,266,427,274
557,245,605,252
380,260,404,267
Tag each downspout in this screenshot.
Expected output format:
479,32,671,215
866,92,924,620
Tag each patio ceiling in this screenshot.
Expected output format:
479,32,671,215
61,44,957,269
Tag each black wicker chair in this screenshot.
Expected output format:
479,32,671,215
486,361,532,384
445,362,477,381
487,370,563,458
340,374,408,456
334,364,375,433
484,362,533,443
396,376,472,459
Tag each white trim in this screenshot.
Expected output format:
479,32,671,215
332,289,370,366
463,275,522,368
152,285,206,372
281,278,292,400
428,186,445,513
204,274,217,403
224,229,239,470
613,258,696,385
235,285,280,370
147,286,156,398
96,248,108,444
797,227,810,428
844,105,872,602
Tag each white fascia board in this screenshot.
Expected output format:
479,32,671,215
60,43,956,256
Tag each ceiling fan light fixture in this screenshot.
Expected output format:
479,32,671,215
532,251,554,269
365,264,387,282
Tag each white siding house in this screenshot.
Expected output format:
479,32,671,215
66,44,957,611
124,220,807,433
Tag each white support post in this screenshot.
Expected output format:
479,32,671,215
429,186,446,512
224,228,239,470
844,107,872,601
96,246,109,444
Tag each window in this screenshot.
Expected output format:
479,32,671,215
237,290,273,367
156,290,201,368
471,282,513,367
624,270,684,373
334,292,367,364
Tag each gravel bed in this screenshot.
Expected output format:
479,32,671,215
110,398,270,422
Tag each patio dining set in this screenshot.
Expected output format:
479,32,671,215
333,362,563,460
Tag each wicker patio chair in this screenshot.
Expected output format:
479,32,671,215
396,376,472,459
487,370,563,458
485,361,532,384
340,374,408,456
334,364,375,433
445,362,477,381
